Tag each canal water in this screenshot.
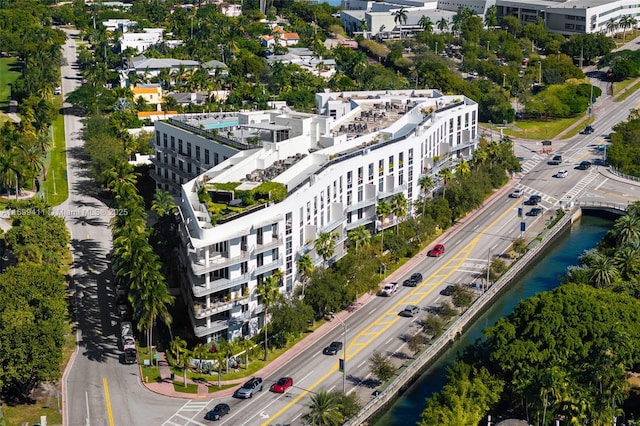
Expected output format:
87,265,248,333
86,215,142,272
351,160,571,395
374,215,613,426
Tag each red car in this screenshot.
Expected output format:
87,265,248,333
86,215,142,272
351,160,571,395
270,377,293,393
428,244,445,257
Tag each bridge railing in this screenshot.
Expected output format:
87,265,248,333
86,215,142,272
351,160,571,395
574,200,629,212
609,167,640,183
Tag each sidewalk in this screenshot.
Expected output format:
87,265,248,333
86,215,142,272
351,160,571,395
142,178,521,400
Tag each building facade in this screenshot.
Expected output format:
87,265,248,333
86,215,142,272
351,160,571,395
159,90,478,342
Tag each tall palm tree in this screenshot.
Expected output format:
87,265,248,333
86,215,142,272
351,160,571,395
359,19,369,39
418,175,434,215
377,200,392,252
438,167,453,197
393,8,408,39
296,253,314,297
436,17,449,33
152,189,177,218
614,214,640,245
257,274,280,361
614,246,640,280
315,232,339,266
418,16,433,33
588,254,619,288
169,336,187,366
303,390,344,426
0,151,22,199
347,225,370,253
136,277,175,365
484,5,498,30
390,193,408,234
454,159,471,180
606,18,619,36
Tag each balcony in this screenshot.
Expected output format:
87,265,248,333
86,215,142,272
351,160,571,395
188,251,252,275
345,215,376,230
345,198,376,212
319,218,345,234
194,319,229,338
193,294,250,319
254,256,284,276
192,272,252,298
378,184,408,199
254,234,283,254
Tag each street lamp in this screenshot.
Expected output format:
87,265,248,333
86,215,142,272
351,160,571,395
334,315,347,394
538,61,542,85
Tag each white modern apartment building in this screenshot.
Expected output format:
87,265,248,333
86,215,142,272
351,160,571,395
160,90,478,342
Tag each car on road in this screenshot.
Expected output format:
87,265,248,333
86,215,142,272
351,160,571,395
381,282,398,296
270,377,293,393
526,207,543,217
234,377,263,399
323,341,343,355
427,244,445,257
524,195,542,205
509,188,523,198
577,160,592,170
555,170,568,178
548,155,563,165
440,285,456,296
399,305,420,317
580,125,594,135
403,277,417,287
204,404,230,421
411,272,423,282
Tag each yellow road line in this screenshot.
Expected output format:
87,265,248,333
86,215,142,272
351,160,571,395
262,197,523,426
102,377,115,426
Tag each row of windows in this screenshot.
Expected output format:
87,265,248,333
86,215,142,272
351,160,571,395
565,23,585,31
156,131,212,165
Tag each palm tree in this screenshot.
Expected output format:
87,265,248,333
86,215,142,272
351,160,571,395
236,337,253,369
257,274,280,361
606,18,618,36
303,390,344,426
418,175,434,215
0,151,22,199
359,19,369,39
484,5,498,30
347,226,370,253
436,17,449,33
152,189,177,218
588,254,619,288
168,336,187,367
213,351,226,388
315,232,339,266
136,278,175,365
438,167,453,196
418,16,433,33
377,200,392,252
390,193,408,234
622,15,638,42
296,253,314,297
454,159,471,180
614,246,640,280
614,214,640,245
393,8,408,39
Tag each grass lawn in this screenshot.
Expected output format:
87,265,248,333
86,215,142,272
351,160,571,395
501,115,586,141
43,96,68,206
4,403,62,426
173,381,198,393
615,79,640,103
0,57,20,106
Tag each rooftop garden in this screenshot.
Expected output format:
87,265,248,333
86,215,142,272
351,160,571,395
197,181,287,224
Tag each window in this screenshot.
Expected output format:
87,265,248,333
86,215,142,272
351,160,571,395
347,190,352,205
357,186,363,202
398,170,404,185
170,136,175,149
187,142,192,156
187,162,192,173
214,153,219,165
155,152,160,162
368,163,374,181
399,152,404,169
155,131,160,145
205,149,210,165
178,139,183,154
195,146,200,161
379,159,384,176
358,167,363,184
163,133,167,148
347,171,353,189
408,148,414,165
171,157,176,166
379,177,383,192
178,160,183,171
389,155,394,172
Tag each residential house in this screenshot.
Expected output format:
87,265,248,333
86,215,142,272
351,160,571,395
129,55,200,80
120,28,164,53
260,27,300,47
133,84,164,109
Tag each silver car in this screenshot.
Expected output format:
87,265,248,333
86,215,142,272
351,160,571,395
235,377,263,398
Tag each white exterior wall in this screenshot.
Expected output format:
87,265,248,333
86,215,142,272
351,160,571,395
176,93,477,342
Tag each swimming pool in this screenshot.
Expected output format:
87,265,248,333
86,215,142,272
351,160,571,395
203,120,238,129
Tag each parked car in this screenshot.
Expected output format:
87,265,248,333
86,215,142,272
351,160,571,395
205,404,230,421
524,195,542,205
440,285,456,296
381,282,398,296
410,272,423,282
403,278,417,287
526,207,543,217
399,305,420,317
427,244,445,257
234,377,263,399
555,170,568,178
323,341,343,355
509,188,523,198
577,160,592,170
270,377,293,393
548,155,563,165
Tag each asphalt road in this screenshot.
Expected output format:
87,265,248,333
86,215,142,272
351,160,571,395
59,30,184,426
60,29,640,426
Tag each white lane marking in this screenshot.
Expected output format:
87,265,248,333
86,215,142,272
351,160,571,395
358,360,367,368
328,385,336,392
595,178,608,190
385,337,394,344
473,224,479,230
369,308,377,314
312,351,320,358
292,413,302,422
259,411,269,419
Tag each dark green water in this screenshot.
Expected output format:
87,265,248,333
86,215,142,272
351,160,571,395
374,215,613,426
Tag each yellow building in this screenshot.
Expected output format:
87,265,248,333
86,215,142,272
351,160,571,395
132,84,164,109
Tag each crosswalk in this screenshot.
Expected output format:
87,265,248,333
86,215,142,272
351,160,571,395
512,169,601,206
518,153,544,176
162,400,210,426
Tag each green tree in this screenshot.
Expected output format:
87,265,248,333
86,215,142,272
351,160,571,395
303,390,344,426
614,214,640,245
418,175,434,215
418,15,433,33
315,232,339,266
390,193,408,235
451,285,473,308
377,200,392,252
257,273,280,361
393,8,408,39
151,189,177,218
369,351,395,383
438,167,453,197
296,253,314,297
421,313,445,338
347,225,370,254
436,18,449,33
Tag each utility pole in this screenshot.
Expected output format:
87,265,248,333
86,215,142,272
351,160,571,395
538,61,542,85
485,248,492,291
335,315,347,394
590,83,594,116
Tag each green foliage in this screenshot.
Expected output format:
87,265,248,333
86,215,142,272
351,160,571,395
209,182,241,191
438,302,457,321
269,297,314,348
421,313,445,338
451,285,473,308
608,118,640,175
369,351,395,383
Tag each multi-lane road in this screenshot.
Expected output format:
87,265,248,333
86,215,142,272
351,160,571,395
60,28,640,426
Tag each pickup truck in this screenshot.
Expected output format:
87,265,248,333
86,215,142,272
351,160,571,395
381,282,398,297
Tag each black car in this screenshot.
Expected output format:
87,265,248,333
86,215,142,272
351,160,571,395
548,155,562,165
526,207,543,217
323,341,343,355
580,125,594,135
577,160,592,170
440,285,456,296
403,278,417,287
410,272,423,282
524,195,542,205
205,403,230,421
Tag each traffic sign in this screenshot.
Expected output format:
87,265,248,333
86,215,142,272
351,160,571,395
520,222,526,232
339,358,344,372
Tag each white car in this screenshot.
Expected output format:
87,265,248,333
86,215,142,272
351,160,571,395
509,188,523,198
381,282,398,297
555,170,568,178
